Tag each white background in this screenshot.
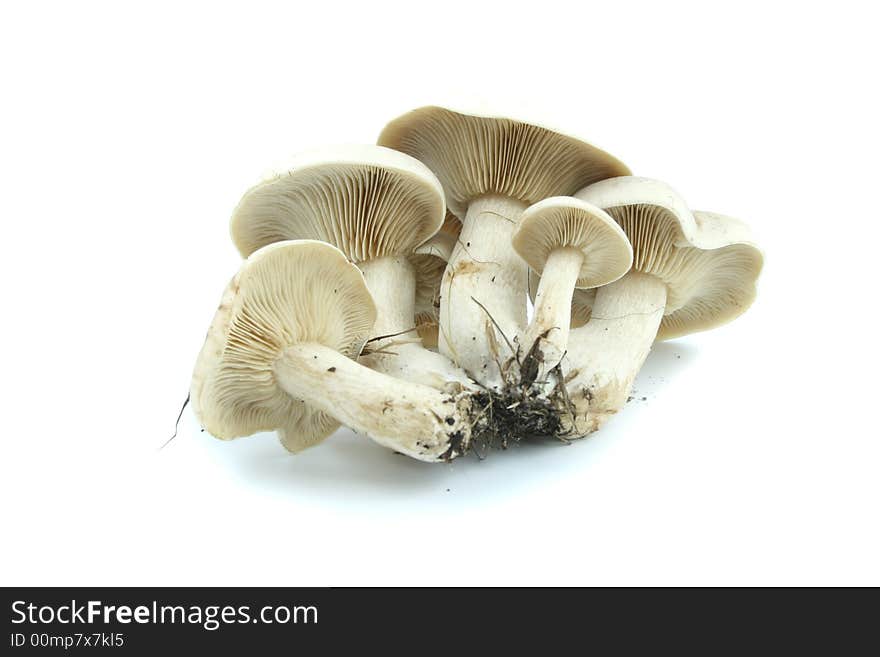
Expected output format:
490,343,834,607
1,1,877,586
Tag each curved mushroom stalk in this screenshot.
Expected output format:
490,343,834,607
563,272,666,434
275,344,471,462
521,249,584,401
358,254,476,391
439,195,528,390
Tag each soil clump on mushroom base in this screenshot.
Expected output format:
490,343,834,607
452,337,577,460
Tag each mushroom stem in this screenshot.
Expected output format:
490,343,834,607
274,343,471,462
358,255,476,391
522,247,584,367
359,256,420,344
439,195,528,389
564,271,667,434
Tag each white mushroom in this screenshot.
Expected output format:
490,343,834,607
192,240,473,461
230,145,474,392
512,196,632,378
563,177,764,433
378,106,630,390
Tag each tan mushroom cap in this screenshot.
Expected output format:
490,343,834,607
660,210,763,340
439,210,462,238
410,252,445,317
378,106,630,218
230,145,445,263
575,177,763,340
415,312,439,348
190,240,376,451
529,270,596,328
409,231,454,346
512,197,633,289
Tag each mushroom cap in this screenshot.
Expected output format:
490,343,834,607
378,106,630,218
410,231,454,338
413,230,456,263
440,210,462,238
512,197,633,288
410,250,446,319
529,270,596,328
575,177,763,340
659,210,763,340
191,240,376,447
415,311,439,348
231,145,445,262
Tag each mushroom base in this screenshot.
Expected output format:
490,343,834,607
460,324,592,453
467,383,575,454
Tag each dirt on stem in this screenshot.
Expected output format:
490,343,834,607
453,299,579,459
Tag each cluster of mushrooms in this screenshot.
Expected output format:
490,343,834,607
191,106,763,463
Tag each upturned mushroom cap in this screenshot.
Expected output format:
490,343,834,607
409,232,454,347
665,210,763,339
529,271,597,328
575,177,763,340
230,145,445,262
512,196,633,288
378,106,631,217
191,240,376,450
570,288,597,328
410,251,446,315
415,312,439,348
439,209,462,238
